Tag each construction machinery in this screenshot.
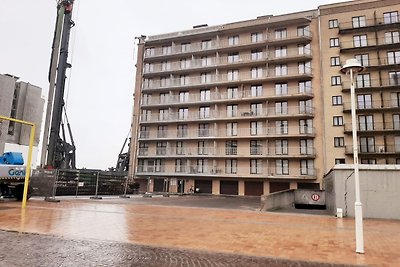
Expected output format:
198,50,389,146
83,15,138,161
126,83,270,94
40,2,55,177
0,152,28,200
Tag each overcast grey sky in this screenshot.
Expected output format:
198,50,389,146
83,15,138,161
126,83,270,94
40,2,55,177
0,0,347,169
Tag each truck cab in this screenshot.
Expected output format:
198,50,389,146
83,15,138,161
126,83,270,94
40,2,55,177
0,152,27,200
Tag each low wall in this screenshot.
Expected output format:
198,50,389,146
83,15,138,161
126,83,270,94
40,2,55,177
260,189,295,211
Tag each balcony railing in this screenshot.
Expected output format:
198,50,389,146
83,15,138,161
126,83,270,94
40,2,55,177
344,122,400,132
139,129,217,140
340,37,400,50
343,100,400,111
345,145,400,154
341,78,400,90
339,16,400,31
267,47,312,61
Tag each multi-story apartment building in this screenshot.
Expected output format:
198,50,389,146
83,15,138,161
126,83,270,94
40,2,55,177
131,0,400,195
0,74,44,167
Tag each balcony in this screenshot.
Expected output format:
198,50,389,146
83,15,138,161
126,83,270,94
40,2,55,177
267,167,317,180
341,78,400,92
267,47,312,63
344,122,400,133
266,126,315,138
266,146,315,158
138,129,217,140
359,57,400,69
339,17,400,34
340,37,400,52
345,145,400,155
144,41,218,59
266,105,314,118
343,100,400,112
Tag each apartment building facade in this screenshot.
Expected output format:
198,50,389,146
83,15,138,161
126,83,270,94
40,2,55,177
131,0,400,195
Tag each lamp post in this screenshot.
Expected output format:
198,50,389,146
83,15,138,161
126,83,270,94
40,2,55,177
340,58,366,254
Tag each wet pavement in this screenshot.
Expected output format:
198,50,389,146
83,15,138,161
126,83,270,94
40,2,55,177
0,195,399,266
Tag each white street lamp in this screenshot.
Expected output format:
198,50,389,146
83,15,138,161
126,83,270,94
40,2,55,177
340,58,366,254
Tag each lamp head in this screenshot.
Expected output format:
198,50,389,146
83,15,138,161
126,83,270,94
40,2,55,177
340,58,365,74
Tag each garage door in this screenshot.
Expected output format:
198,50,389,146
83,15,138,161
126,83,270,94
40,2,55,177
220,181,238,195
153,179,165,192
194,180,212,194
244,181,263,196
269,182,290,193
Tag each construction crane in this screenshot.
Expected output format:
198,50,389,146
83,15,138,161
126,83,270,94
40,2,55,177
41,0,76,169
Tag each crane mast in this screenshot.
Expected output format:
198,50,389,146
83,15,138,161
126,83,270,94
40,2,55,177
42,0,76,169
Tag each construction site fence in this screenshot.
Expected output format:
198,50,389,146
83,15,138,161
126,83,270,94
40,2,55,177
30,169,136,199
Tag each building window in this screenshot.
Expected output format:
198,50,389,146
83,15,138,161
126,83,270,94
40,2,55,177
333,116,343,126
389,71,400,85
161,61,171,71
155,159,164,172
176,141,185,155
180,75,189,85
332,96,343,105
276,159,289,175
393,114,400,130
359,115,374,131
198,123,210,137
141,93,151,105
298,61,311,74
331,56,340,66
228,52,240,63
180,58,191,69
251,85,263,97
141,110,151,122
201,39,212,50
227,87,239,99
178,108,188,120
225,159,237,174
356,73,371,88
201,72,211,84
228,35,239,46
384,11,398,24
250,140,262,155
275,101,288,115
198,141,208,155
391,92,400,107
250,121,263,135
275,139,288,155
275,64,288,76
144,63,154,73
297,25,310,37
330,38,339,47
225,140,237,155
360,137,375,153
300,160,314,175
334,137,345,147
361,159,376,164
385,31,400,44
160,77,170,87
250,159,262,174
352,16,366,28
275,28,287,39
179,91,189,103
227,104,238,117
275,83,288,96
162,45,172,55
329,19,338,28
138,143,148,156
140,126,149,139
387,51,400,64
300,139,313,155
145,47,155,57
353,34,368,47
251,32,262,43
299,80,312,93
157,125,168,138
227,70,239,81
331,76,341,85
199,106,210,119
181,42,190,52
175,159,186,173
276,120,288,135
298,43,311,55
299,99,312,114
158,109,168,120
335,158,345,164
275,46,287,58
251,67,263,78
355,54,369,66
197,159,208,173
200,89,210,101
201,56,211,66
251,50,263,60
156,142,167,155
357,94,372,109
300,119,313,134
226,122,238,136
143,78,153,89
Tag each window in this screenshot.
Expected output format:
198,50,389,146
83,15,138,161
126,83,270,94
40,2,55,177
251,67,263,78
355,54,369,66
181,42,191,52
297,25,310,37
227,87,238,99
180,75,189,85
226,140,237,155
299,119,313,134
395,136,400,153
275,29,287,39
143,78,153,89
139,143,148,156
251,32,262,43
250,159,262,174
201,56,211,66
359,115,374,131
250,121,263,135
197,159,208,173
330,38,339,47
162,45,172,55
331,56,340,66
180,58,191,69
300,139,313,155
275,101,288,115
145,47,155,57
334,137,345,147
201,39,212,50
385,31,400,44
199,106,210,119
225,159,237,174
353,35,368,47
275,83,288,96
332,96,343,105
250,103,262,115
140,126,149,138
298,81,312,93
160,77,169,87
141,110,151,122
329,19,338,29
393,114,400,130
251,85,263,97
275,46,287,58
155,159,164,172
333,116,343,126
251,50,263,60
360,137,375,153
300,160,314,175
387,51,400,64
141,94,151,105
161,61,171,71
361,159,376,164
227,104,238,117
178,108,188,120
335,158,345,164
156,142,167,155
198,123,210,137
276,120,288,135
157,125,168,138
158,109,168,120
198,141,208,155
144,63,154,73
356,73,371,88
389,71,400,85
176,141,185,155
298,61,311,74
331,76,341,85
299,100,312,114
298,43,311,55
250,140,262,155
226,122,238,136
357,94,372,109
175,159,186,173
200,89,210,101
201,72,211,84
227,70,239,81
352,16,366,28
391,92,400,107
384,11,398,24
275,64,288,76
179,91,189,103
159,93,168,104
228,52,239,63
275,139,288,155
276,159,289,175
228,35,239,46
